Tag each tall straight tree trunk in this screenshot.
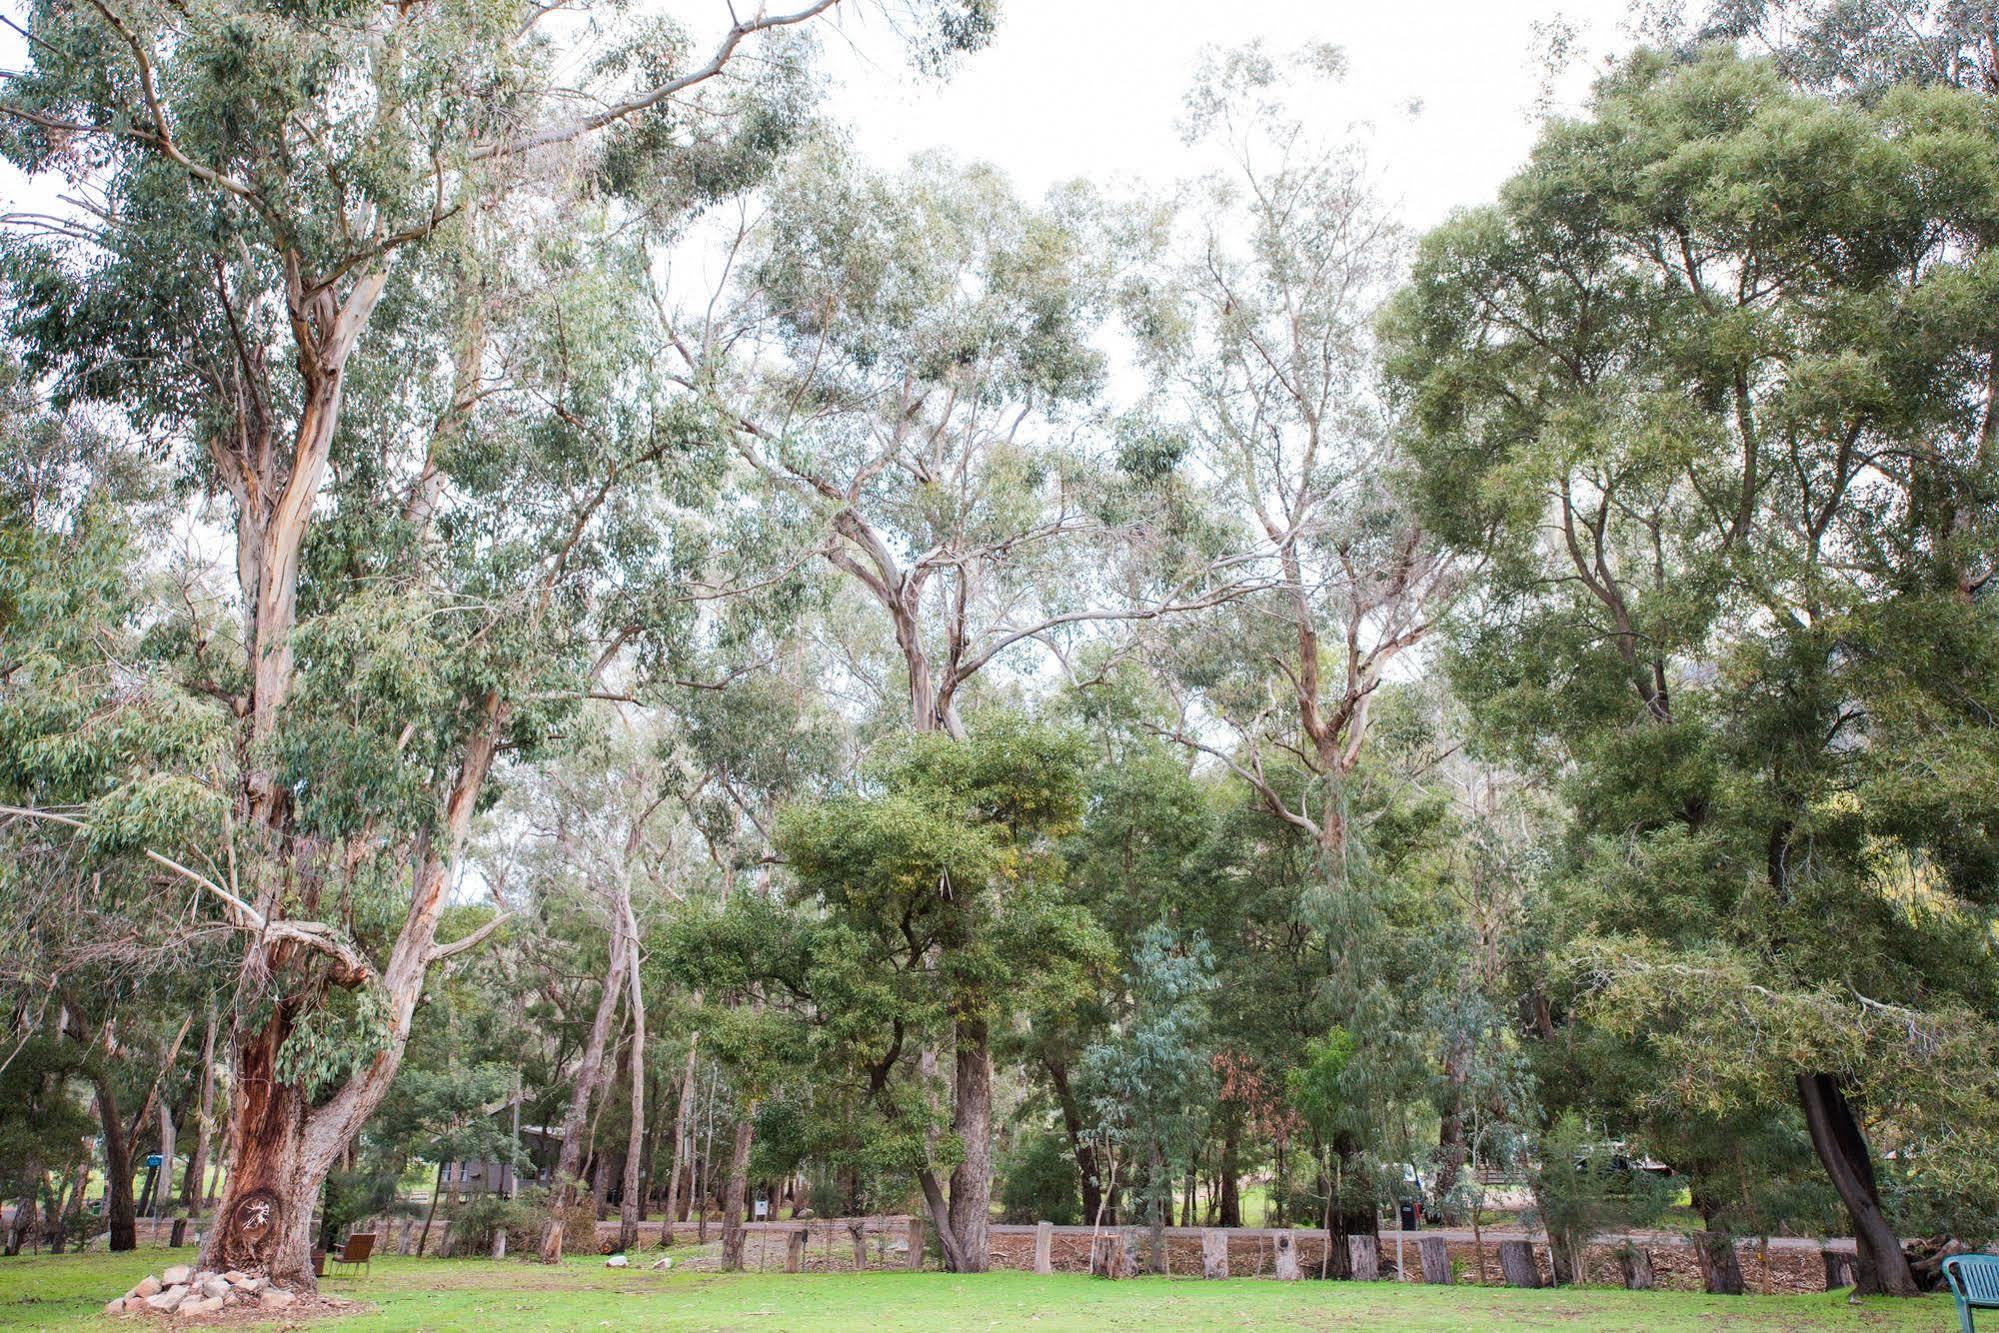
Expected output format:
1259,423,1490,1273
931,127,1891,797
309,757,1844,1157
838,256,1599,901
1217,1123,1241,1228
660,1031,699,1245
156,1100,176,1220
1434,1034,1471,1224
947,1016,992,1273
539,903,630,1263
618,903,646,1254
417,1161,444,1256
1046,1057,1105,1226
720,1116,754,1271
93,1077,137,1251
1797,1073,1917,1296
180,1002,218,1211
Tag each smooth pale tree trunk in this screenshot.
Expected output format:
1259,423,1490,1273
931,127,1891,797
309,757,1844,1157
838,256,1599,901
618,902,646,1254
946,1017,992,1273
1797,1072,1917,1296
660,1030,698,1244
720,1117,753,1271
539,905,630,1262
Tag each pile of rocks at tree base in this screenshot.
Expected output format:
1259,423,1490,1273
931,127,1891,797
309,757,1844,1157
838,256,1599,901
103,1263,296,1317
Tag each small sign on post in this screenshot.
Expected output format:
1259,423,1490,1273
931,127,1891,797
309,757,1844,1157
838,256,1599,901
753,1198,770,1220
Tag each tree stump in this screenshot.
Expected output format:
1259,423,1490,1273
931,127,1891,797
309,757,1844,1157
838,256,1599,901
168,1219,187,1248
1201,1228,1229,1279
1498,1240,1541,1288
1033,1221,1054,1275
1089,1230,1122,1278
1695,1232,1745,1295
905,1217,924,1271
785,1227,807,1274
1274,1229,1301,1281
396,1219,416,1256
1347,1234,1380,1280
848,1221,866,1271
1419,1235,1452,1285
1821,1247,1855,1291
1618,1246,1654,1290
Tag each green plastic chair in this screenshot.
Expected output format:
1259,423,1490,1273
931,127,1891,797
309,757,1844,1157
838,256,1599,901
1946,1254,1999,1333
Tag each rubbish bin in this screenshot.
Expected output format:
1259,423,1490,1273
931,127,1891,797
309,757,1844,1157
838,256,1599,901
1398,1199,1419,1231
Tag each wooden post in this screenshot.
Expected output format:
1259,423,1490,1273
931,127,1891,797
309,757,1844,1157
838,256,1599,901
1619,1246,1654,1290
1201,1228,1228,1279
786,1227,807,1274
905,1216,924,1271
1419,1235,1451,1284
1499,1239,1541,1288
1033,1221,1054,1275
1348,1234,1379,1280
1274,1229,1301,1280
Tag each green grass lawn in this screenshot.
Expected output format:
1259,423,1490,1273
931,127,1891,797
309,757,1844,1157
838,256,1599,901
0,1250,1958,1331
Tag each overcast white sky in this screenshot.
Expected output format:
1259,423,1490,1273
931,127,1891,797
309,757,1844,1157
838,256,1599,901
823,0,1624,230
2,0,1625,232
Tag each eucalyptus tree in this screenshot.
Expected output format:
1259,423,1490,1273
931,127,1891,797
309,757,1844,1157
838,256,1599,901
1117,45,1452,1261
1384,49,1999,1293
1,0,994,1289
699,149,1237,1268
1134,45,1449,878
737,721,1110,1273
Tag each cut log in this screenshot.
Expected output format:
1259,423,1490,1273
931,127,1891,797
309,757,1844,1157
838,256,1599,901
1201,1228,1228,1279
785,1227,806,1274
1619,1246,1654,1290
1274,1229,1301,1281
1821,1247,1856,1291
1348,1234,1380,1281
1033,1221,1053,1275
1419,1234,1451,1285
1498,1239,1541,1288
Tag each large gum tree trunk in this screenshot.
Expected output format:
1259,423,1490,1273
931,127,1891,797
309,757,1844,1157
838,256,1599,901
1797,1072,1918,1296
197,1004,320,1286
947,1017,992,1273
